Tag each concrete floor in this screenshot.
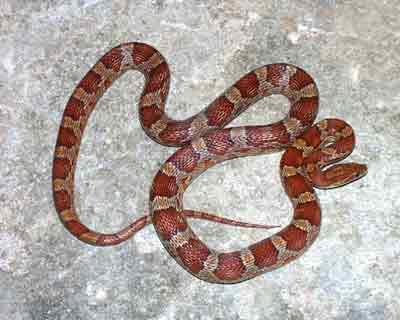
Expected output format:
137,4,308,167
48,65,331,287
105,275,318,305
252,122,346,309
0,0,398,319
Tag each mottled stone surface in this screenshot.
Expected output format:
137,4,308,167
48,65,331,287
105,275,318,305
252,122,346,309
0,0,398,319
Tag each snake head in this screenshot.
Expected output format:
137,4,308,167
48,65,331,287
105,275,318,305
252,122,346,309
312,162,368,189
302,119,368,189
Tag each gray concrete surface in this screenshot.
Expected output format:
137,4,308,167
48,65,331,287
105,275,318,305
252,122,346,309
0,0,398,319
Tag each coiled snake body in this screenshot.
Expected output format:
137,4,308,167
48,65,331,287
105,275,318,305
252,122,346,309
53,43,367,284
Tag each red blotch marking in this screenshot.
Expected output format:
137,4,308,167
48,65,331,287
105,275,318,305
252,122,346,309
302,151,321,166
206,96,235,127
280,147,303,168
285,175,312,198
139,105,163,128
57,127,78,148
326,119,347,131
214,252,245,281
53,190,71,212
152,208,186,240
146,62,170,92
288,69,315,91
249,239,279,268
289,97,319,127
235,72,259,98
79,70,102,94
132,43,157,65
168,145,200,172
298,126,321,148
332,135,355,154
100,48,123,72
53,158,71,180
64,220,90,237
294,201,321,226
279,225,308,251
64,97,85,121
177,238,211,273
150,172,178,198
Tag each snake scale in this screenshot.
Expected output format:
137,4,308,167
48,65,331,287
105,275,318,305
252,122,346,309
53,42,367,283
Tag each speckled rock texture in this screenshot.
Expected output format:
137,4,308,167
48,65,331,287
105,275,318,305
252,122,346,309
0,0,398,319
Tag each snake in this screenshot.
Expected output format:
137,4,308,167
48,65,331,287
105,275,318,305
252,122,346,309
52,42,367,284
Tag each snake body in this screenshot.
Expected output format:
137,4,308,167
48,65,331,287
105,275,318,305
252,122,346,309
53,42,367,283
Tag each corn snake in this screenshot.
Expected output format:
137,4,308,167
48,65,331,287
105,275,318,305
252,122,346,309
52,42,367,283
